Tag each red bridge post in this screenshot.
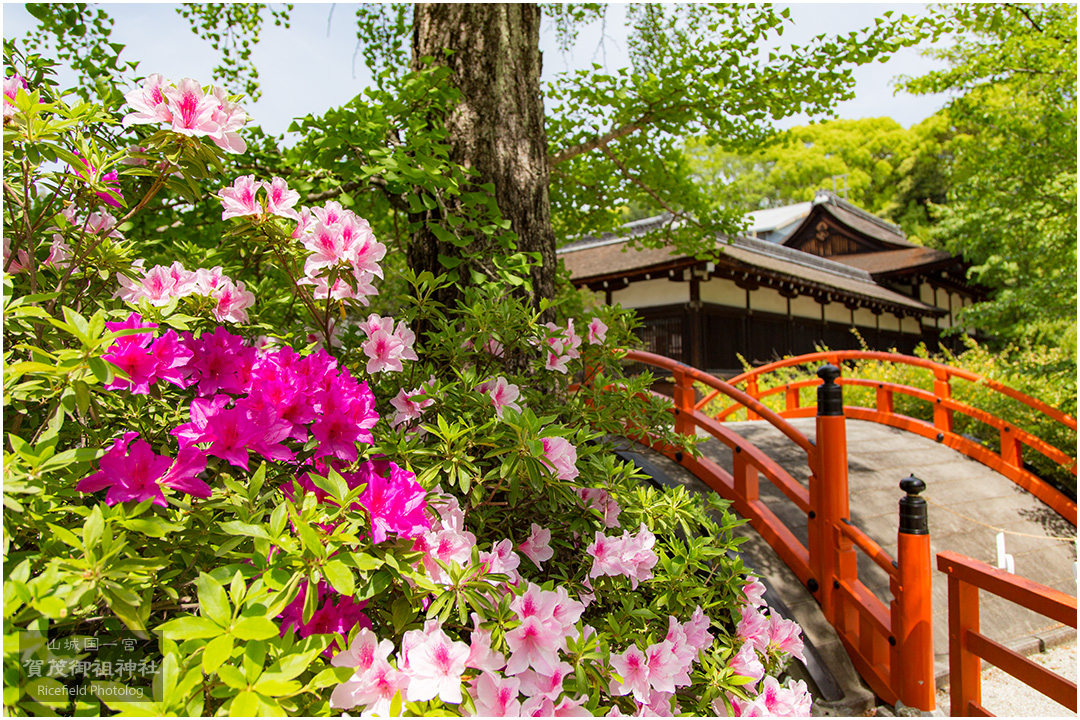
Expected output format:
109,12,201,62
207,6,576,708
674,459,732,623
672,368,695,436
811,364,855,623
892,475,936,711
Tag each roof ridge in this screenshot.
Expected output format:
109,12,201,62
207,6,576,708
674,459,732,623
813,190,906,238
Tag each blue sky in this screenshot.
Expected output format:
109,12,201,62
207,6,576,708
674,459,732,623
4,3,952,140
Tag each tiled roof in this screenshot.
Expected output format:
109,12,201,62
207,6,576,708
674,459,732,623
830,247,956,276
557,234,943,315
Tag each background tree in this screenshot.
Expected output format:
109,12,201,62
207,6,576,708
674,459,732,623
682,115,952,242
897,3,1077,350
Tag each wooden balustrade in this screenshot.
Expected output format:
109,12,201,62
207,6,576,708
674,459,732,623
937,551,1078,716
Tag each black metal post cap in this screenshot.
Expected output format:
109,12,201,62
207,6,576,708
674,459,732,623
898,474,929,535
817,364,841,383
816,364,843,416
900,475,926,496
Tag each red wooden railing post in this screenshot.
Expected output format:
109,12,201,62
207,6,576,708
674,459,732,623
946,569,982,716
672,368,695,436
810,364,852,619
933,368,954,434
891,475,935,711
785,384,800,414
746,376,761,421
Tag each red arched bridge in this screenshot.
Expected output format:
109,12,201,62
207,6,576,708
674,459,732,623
610,350,1077,715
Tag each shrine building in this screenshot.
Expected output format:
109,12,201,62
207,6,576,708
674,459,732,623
557,191,983,375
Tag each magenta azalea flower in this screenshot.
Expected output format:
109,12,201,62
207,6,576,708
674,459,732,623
356,460,430,543
77,432,209,506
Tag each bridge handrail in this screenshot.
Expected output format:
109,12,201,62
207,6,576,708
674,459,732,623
700,350,1077,432
839,518,898,580
623,350,817,458
937,551,1078,716
735,377,1076,473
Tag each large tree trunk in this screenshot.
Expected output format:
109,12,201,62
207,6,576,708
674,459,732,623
409,3,556,313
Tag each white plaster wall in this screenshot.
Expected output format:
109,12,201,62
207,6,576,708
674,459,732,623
919,282,935,305
824,303,850,324
790,295,821,321
853,307,879,330
610,278,687,309
700,278,745,308
749,286,788,315
901,316,922,334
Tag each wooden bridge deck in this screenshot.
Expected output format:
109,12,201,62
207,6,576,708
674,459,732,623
623,418,1077,709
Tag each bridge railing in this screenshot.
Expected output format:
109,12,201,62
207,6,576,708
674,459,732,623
696,350,1077,525
937,551,1078,716
619,350,937,710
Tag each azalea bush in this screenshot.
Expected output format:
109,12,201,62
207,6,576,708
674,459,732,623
3,47,812,717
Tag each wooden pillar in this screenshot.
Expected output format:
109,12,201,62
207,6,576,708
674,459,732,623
689,278,702,369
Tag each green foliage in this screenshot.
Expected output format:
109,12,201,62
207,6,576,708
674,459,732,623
175,4,294,100
683,116,953,241
898,4,1077,349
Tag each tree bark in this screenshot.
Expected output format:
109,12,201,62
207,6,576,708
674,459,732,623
410,3,556,312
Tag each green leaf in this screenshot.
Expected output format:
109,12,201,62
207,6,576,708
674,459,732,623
198,573,232,627
232,616,279,641
218,664,248,691
202,633,234,675
157,615,224,640
82,505,104,548
230,690,260,716
322,560,354,597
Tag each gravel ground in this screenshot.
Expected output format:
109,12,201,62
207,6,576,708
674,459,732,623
934,639,1077,717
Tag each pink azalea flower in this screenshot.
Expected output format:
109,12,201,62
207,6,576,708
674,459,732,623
587,525,658,589
518,660,573,700
609,644,651,703
553,694,593,716
486,376,522,418
70,153,123,208
263,176,300,220
121,73,172,127
4,74,26,118
469,672,522,717
550,585,585,634
210,278,256,324
522,696,555,717
641,689,677,717
209,86,249,154
518,523,553,568
587,317,609,345
540,436,578,481
743,578,767,608
330,656,406,714
3,236,29,273
731,693,771,717
218,175,261,220
644,641,681,694
737,605,770,652
766,613,806,662
683,606,713,650
331,627,394,673
465,612,506,674
545,350,571,374
421,523,478,586
363,327,405,373
162,78,220,138
727,642,764,685
402,625,470,704
578,487,622,528
504,614,566,676
510,582,559,625
389,385,434,429
480,538,522,585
